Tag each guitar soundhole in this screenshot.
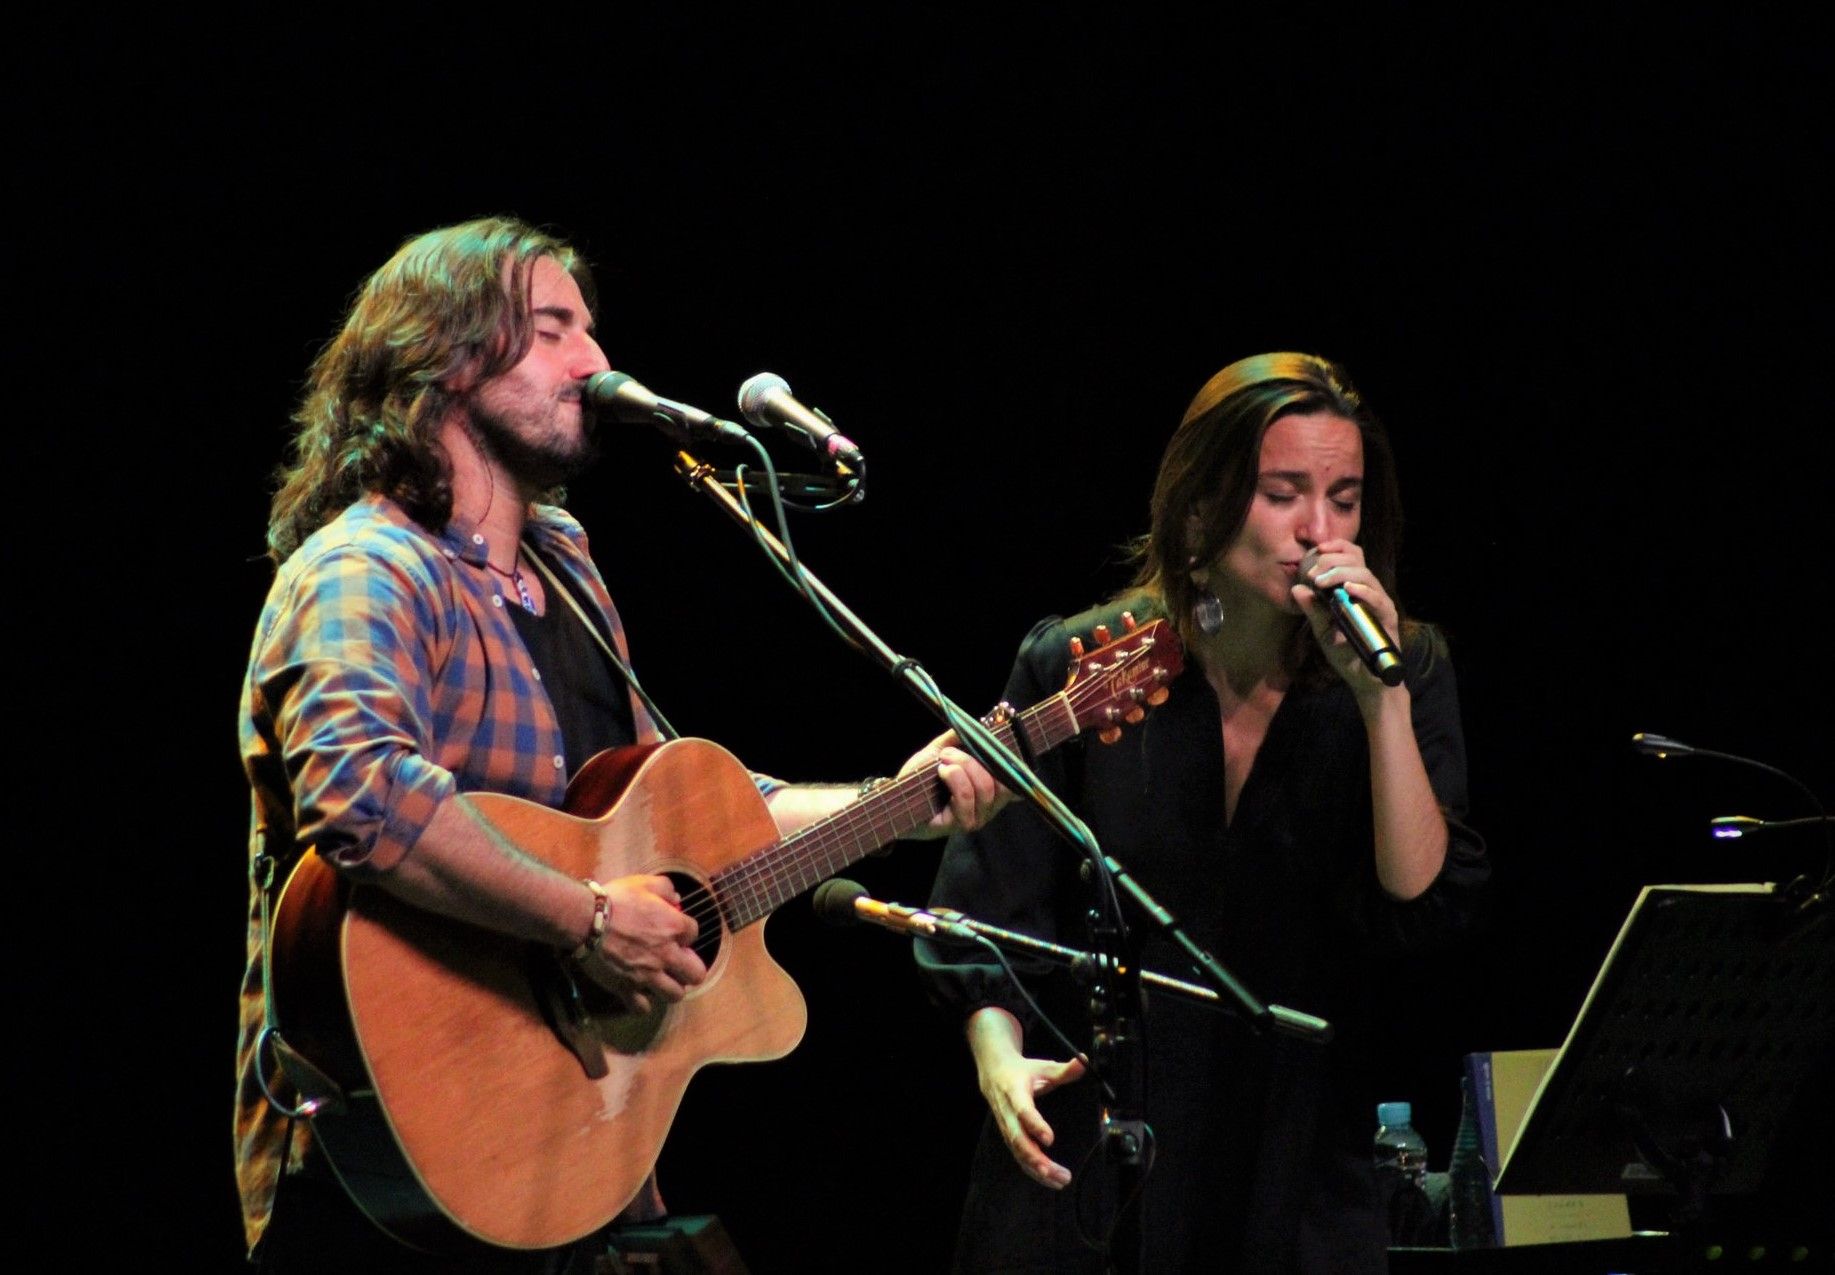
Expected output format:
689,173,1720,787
666,871,726,973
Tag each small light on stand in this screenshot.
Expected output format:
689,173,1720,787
1708,816,1760,840
1631,732,1695,760
1632,730,1833,920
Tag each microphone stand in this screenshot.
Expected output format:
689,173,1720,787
909,901,1334,1037
672,447,1330,1275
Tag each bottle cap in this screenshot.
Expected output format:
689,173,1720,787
1377,1101,1413,1127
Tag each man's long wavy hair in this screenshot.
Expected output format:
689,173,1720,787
1132,351,1413,684
266,217,593,562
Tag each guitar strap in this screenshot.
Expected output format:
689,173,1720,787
525,543,680,742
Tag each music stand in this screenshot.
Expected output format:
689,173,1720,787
1493,882,1834,1229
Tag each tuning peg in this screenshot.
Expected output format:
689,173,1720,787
1124,707,1145,724
1092,624,1112,646
1068,636,1085,660
1147,687,1170,707
1098,726,1122,744
1121,611,1137,631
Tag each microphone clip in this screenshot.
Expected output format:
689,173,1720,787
711,467,863,511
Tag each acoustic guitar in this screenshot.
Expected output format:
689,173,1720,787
268,616,1182,1252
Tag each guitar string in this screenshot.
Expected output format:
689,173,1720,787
748,646,1164,921
706,778,941,928
710,748,991,909
700,696,1079,931
668,650,1159,937
703,773,948,930
617,766,961,939
708,715,1035,920
705,690,1104,927
726,694,1102,922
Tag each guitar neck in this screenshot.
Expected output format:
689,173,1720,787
713,695,1081,930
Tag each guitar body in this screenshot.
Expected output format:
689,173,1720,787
270,739,803,1253
265,617,1183,1256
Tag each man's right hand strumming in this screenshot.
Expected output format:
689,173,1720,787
577,875,707,1013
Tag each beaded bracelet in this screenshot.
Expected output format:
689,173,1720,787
571,879,611,964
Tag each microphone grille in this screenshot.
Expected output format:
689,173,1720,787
584,371,629,394
811,878,868,927
583,371,661,423
737,371,791,423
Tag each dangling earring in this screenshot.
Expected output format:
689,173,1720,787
1192,588,1225,636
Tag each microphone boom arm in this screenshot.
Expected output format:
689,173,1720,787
671,445,1301,1039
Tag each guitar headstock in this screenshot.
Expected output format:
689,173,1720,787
1063,612,1185,744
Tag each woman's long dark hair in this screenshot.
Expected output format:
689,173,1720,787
266,217,592,562
1132,352,1410,681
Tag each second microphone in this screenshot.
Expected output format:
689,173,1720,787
737,373,866,471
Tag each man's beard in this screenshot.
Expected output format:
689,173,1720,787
465,400,599,493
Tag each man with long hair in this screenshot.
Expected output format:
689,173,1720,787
237,217,1002,1271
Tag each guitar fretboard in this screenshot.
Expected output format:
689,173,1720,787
712,696,1082,930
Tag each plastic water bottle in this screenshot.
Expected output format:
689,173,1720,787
1374,1101,1428,1188
1375,1101,1430,1242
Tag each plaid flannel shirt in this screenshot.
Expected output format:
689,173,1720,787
233,493,667,1255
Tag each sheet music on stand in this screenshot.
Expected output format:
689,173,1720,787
1494,882,1834,1201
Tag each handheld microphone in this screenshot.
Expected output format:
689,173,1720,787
736,373,866,471
582,372,751,445
1311,579,1405,686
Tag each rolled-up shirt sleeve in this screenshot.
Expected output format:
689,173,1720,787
1340,627,1491,952
247,541,457,878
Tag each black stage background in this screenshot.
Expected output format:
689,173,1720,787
46,11,1831,1269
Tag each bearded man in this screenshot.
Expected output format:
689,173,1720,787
236,217,1001,1271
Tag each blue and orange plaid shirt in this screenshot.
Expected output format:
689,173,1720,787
234,493,668,1254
